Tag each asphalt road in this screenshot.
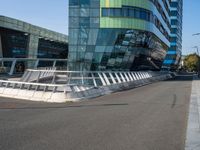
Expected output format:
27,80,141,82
0,74,193,150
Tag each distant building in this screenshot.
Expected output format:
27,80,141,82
0,16,68,60
180,55,186,68
163,0,183,70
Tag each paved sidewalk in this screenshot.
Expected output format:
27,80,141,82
185,75,200,150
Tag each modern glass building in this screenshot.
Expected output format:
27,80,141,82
0,16,68,59
163,0,183,70
68,0,171,71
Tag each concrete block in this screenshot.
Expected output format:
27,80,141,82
42,92,52,100
3,88,15,96
32,91,44,99
0,87,4,94
49,93,68,103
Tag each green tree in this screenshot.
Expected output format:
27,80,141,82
184,53,200,72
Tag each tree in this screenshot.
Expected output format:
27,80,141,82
184,53,200,72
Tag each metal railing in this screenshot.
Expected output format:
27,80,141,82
20,67,56,82
0,80,67,93
0,67,168,94
20,69,157,86
0,58,68,75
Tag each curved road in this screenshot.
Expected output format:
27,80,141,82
0,74,193,150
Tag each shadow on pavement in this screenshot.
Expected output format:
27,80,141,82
0,102,129,110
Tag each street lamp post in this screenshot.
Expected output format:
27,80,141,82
192,33,200,77
193,33,200,36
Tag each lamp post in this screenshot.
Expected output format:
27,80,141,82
192,33,200,77
193,33,200,36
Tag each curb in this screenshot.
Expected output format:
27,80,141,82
185,76,200,150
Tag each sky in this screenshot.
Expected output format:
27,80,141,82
0,0,199,55
182,0,200,55
0,0,68,34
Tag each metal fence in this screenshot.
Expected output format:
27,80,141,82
0,68,170,102
0,67,168,94
20,69,159,86
0,58,68,75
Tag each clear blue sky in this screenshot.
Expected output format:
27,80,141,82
0,0,69,34
0,0,199,55
182,0,200,55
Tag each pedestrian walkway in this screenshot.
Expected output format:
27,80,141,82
185,75,200,150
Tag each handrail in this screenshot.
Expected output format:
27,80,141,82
0,70,171,96
0,80,65,87
26,69,156,73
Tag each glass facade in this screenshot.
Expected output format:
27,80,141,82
38,38,68,59
0,27,28,58
163,0,183,70
101,6,169,40
0,16,68,60
68,0,171,71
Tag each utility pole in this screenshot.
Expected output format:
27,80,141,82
192,33,200,77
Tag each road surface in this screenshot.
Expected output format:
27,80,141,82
0,74,193,150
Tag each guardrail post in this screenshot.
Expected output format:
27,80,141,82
119,73,126,82
34,60,39,69
143,73,146,79
81,72,84,85
131,72,136,80
91,73,97,87
36,71,42,83
9,59,17,75
6,82,10,88
124,73,130,82
44,86,48,92
67,72,72,85
115,73,121,83
35,85,40,91
27,84,32,90
133,73,138,80
12,83,16,89
20,83,24,89
135,73,141,80
97,73,107,86
102,73,111,85
128,72,133,81
147,73,150,78
144,73,148,78
109,73,117,84
139,73,143,79
51,73,56,84
53,60,57,67
144,72,147,79
137,72,142,79
140,73,144,79
53,86,57,93
25,71,32,82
